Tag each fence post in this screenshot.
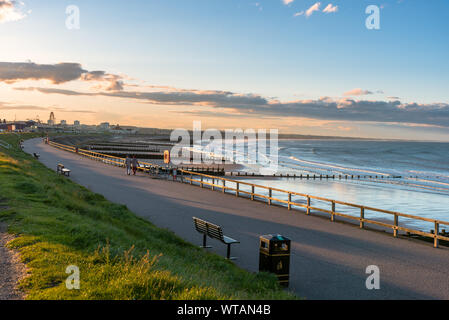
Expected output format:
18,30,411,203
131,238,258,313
331,201,335,222
268,188,272,205
200,175,204,188
251,185,255,201
223,180,226,193
288,193,292,210
190,173,193,185
360,208,365,229
306,196,311,215
394,214,399,237
236,182,239,197
435,221,439,248
212,178,215,191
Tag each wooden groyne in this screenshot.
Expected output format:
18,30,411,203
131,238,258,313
226,171,403,180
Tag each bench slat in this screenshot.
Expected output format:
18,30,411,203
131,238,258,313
194,219,208,233
193,218,225,242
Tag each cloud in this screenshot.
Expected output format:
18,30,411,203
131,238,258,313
0,0,28,23
171,110,279,120
323,4,338,13
306,2,321,17
255,99,449,128
282,0,294,5
16,86,449,128
253,2,263,11
14,87,92,96
0,100,96,114
0,101,48,111
81,70,124,91
294,11,304,17
0,62,87,84
15,86,269,109
0,62,124,91
59,109,97,114
343,88,374,96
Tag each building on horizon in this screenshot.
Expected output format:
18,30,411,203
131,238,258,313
99,122,110,131
47,112,56,126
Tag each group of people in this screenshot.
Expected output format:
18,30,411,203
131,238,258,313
124,155,177,180
125,155,140,175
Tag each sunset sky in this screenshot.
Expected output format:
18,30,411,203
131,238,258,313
1,0,448,140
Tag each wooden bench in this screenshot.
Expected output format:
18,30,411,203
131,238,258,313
56,163,71,177
33,153,40,159
193,217,240,260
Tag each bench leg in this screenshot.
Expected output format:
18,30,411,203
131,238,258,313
201,234,212,249
226,244,237,260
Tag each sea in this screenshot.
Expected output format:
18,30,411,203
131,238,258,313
195,139,449,231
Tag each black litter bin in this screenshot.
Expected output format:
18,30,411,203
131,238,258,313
259,234,291,287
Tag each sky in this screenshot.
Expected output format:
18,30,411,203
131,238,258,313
0,0,448,141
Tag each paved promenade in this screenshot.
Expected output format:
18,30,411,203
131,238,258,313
24,138,449,299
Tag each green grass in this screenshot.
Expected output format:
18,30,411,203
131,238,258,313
0,133,296,300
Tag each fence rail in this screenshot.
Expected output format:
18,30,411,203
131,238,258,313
47,139,449,248
0,139,11,149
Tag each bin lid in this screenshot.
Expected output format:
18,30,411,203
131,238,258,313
260,234,290,242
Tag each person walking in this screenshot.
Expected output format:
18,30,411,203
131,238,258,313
125,155,132,175
132,156,139,175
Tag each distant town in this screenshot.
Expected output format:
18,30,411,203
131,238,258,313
0,112,172,136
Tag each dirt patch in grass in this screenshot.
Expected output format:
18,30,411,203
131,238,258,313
0,222,28,300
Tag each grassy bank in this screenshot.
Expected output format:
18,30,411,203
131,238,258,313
0,133,296,300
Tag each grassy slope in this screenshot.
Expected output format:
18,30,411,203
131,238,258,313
0,133,296,300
